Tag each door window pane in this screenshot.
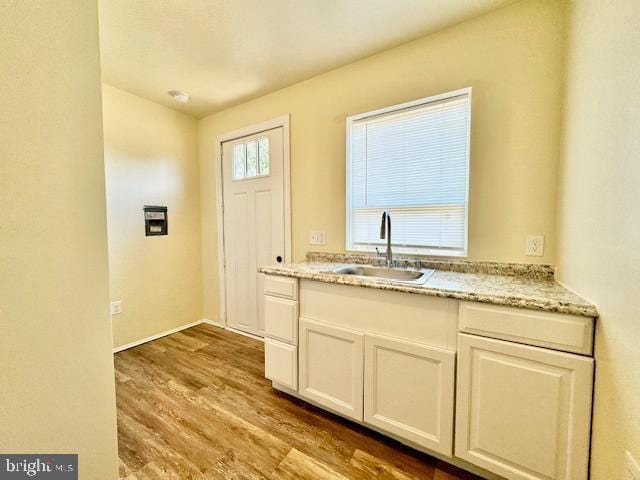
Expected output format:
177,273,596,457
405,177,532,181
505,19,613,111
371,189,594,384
258,137,270,175
246,140,258,177
233,143,245,179
232,137,270,180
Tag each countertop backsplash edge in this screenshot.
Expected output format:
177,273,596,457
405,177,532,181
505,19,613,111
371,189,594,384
305,251,555,280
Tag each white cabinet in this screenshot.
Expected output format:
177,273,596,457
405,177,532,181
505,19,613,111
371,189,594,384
264,275,298,300
364,333,455,455
263,275,299,391
264,338,297,390
264,295,298,344
262,276,596,480
455,333,594,480
298,318,364,421
459,301,594,355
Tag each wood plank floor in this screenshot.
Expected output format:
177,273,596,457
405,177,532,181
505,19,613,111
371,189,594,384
115,324,482,480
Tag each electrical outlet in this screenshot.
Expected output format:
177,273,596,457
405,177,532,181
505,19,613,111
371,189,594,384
110,300,122,316
309,230,327,246
625,451,640,480
526,234,545,256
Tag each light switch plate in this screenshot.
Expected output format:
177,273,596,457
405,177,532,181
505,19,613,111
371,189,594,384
111,300,122,316
309,230,327,245
625,451,640,480
526,234,544,256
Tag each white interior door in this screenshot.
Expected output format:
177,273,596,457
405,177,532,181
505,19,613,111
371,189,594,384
223,127,285,336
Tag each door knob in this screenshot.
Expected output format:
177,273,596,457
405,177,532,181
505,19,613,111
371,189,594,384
276,256,283,263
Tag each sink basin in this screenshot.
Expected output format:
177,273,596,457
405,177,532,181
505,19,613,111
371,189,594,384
330,265,435,285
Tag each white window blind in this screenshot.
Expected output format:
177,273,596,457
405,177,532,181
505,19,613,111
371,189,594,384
346,89,471,256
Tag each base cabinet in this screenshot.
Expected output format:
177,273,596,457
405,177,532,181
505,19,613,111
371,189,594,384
364,333,455,456
455,334,594,480
298,318,364,421
264,276,596,480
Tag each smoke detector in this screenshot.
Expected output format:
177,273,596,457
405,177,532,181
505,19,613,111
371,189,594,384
168,90,190,103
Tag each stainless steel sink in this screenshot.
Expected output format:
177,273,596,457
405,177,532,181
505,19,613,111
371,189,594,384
329,265,435,285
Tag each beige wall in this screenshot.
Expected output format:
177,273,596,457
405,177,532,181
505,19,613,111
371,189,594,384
556,0,640,478
199,0,566,320
102,84,203,349
0,2,118,478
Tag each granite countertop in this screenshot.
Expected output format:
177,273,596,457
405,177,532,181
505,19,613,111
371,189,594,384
259,255,598,318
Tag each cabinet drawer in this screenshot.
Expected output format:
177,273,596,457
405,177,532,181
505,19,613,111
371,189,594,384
265,295,298,344
264,338,297,390
459,302,594,355
264,275,298,300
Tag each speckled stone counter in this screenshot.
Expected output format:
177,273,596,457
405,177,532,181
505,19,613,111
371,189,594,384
259,256,598,318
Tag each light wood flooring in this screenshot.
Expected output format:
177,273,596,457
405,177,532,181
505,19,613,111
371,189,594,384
115,324,482,480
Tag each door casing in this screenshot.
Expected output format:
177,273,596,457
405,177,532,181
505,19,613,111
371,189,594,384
214,115,292,334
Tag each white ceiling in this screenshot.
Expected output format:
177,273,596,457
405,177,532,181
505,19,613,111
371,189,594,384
98,0,514,118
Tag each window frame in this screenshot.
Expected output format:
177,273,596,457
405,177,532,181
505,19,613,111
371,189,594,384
345,87,472,257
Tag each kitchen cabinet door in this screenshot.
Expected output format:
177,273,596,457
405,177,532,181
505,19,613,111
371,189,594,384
364,333,455,456
455,334,593,480
299,318,364,421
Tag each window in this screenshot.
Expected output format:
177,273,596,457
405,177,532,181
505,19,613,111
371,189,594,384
346,88,471,257
233,137,270,180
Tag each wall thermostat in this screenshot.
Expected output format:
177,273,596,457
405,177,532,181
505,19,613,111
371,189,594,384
143,206,168,236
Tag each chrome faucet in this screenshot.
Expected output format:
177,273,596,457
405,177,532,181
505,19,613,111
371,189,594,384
379,211,392,267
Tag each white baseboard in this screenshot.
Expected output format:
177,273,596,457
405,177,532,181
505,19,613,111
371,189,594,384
113,319,205,353
113,318,265,353
201,319,264,341
225,326,265,342
201,318,224,328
